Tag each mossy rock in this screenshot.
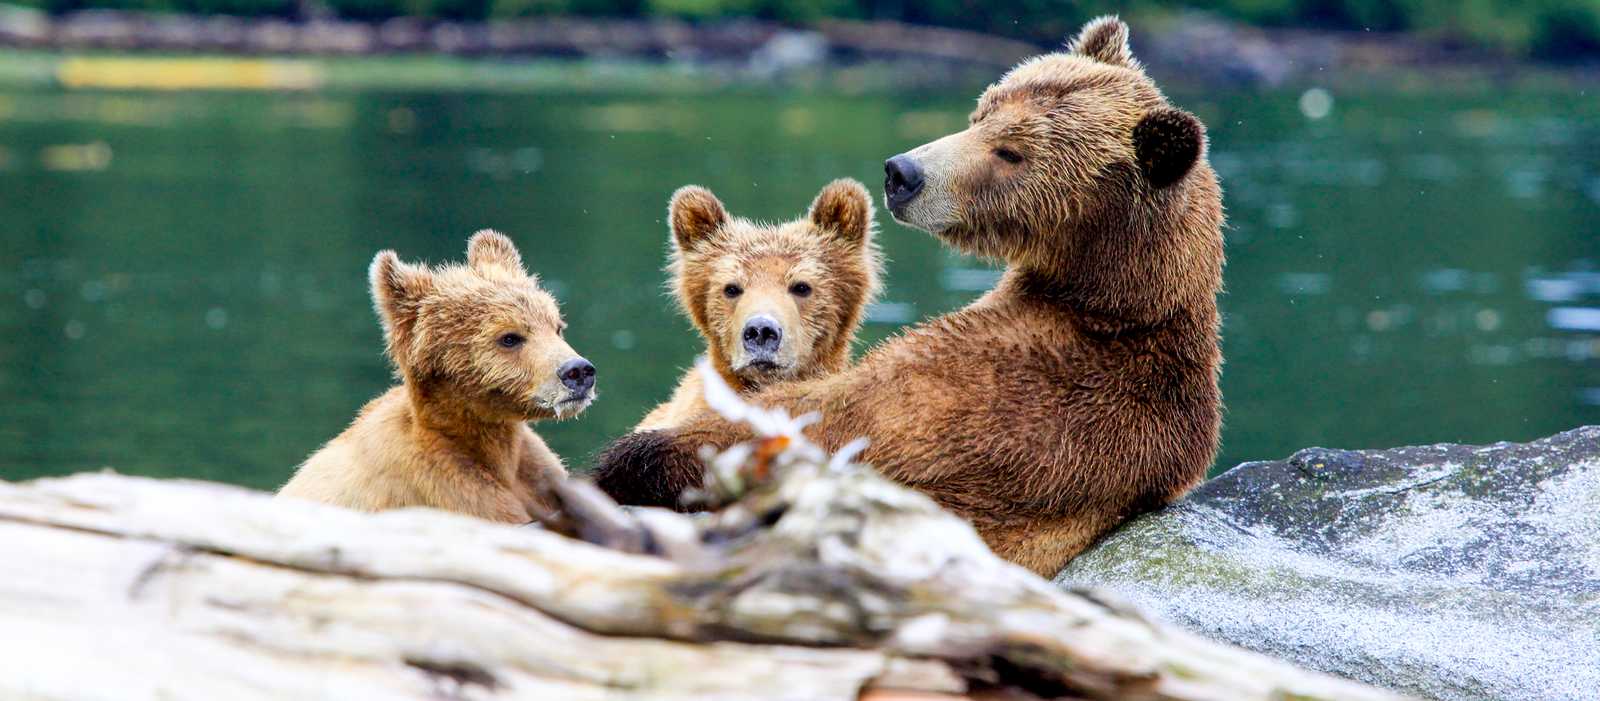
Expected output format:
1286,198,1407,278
1057,425,1600,701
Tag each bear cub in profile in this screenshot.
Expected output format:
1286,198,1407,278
635,179,882,431
278,231,597,523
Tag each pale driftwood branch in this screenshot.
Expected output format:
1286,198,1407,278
0,463,1407,701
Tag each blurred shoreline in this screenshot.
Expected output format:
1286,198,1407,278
1,7,1597,92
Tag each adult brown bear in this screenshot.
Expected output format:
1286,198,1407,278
594,16,1225,576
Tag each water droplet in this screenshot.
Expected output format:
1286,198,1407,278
1549,307,1600,332
23,289,46,309
940,267,1002,292
1475,309,1502,332
41,141,112,172
1366,310,1392,332
513,147,542,173
1267,202,1299,229
865,301,914,324
64,320,85,340
386,107,417,134
611,329,636,350
1298,88,1333,120
205,307,228,330
260,271,283,296
1277,272,1330,296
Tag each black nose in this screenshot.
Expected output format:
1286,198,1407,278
742,315,783,356
884,154,925,211
558,358,595,394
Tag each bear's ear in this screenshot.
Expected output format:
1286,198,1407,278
668,186,728,252
808,178,873,246
466,229,528,279
1068,16,1137,68
1134,107,1205,188
369,250,434,359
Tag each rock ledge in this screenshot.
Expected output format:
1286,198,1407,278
1058,426,1600,701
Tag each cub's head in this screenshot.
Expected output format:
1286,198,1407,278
370,230,596,421
883,17,1222,323
667,179,882,391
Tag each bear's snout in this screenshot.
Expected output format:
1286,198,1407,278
741,315,783,360
558,357,596,396
884,154,925,214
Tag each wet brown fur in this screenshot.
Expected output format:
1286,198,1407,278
595,17,1224,576
636,179,882,431
279,231,593,522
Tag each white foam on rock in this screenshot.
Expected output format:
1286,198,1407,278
1058,428,1600,701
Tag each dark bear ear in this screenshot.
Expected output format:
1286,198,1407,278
1134,107,1205,188
369,250,434,363
466,229,528,279
808,178,873,246
1068,15,1137,68
668,185,728,252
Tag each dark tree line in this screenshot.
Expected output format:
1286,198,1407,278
13,0,1600,60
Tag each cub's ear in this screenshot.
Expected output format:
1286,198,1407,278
1068,15,1137,68
668,186,728,252
369,250,433,362
467,229,528,279
808,178,873,246
1134,107,1205,188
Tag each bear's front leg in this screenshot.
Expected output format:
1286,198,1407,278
592,406,758,510
591,430,705,509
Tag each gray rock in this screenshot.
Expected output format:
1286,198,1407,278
0,4,49,44
1057,426,1600,701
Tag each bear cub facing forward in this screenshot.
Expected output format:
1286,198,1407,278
635,179,881,431
278,231,597,523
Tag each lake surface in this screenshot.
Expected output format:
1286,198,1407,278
2,80,1596,490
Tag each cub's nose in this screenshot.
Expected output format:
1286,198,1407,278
742,315,783,356
558,358,596,394
884,154,925,211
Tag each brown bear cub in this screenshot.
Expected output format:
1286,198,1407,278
635,179,882,432
594,17,1224,577
278,231,597,523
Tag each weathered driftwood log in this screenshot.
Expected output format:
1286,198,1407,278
0,362,1404,701
0,462,1407,700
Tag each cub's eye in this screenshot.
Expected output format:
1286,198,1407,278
723,283,743,298
789,282,812,298
993,148,1024,164
497,333,525,349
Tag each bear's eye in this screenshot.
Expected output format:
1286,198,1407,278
993,147,1024,164
789,282,812,298
723,283,743,298
497,333,525,349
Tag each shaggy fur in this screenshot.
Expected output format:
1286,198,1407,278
594,16,1224,576
279,231,595,522
635,179,882,431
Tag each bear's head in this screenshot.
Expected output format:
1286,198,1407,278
883,16,1223,326
370,230,596,422
667,179,882,391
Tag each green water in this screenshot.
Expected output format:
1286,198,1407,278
1,83,1596,490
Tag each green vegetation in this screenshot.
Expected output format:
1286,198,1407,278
8,0,1600,60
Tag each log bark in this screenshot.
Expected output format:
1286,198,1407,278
0,463,1409,701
